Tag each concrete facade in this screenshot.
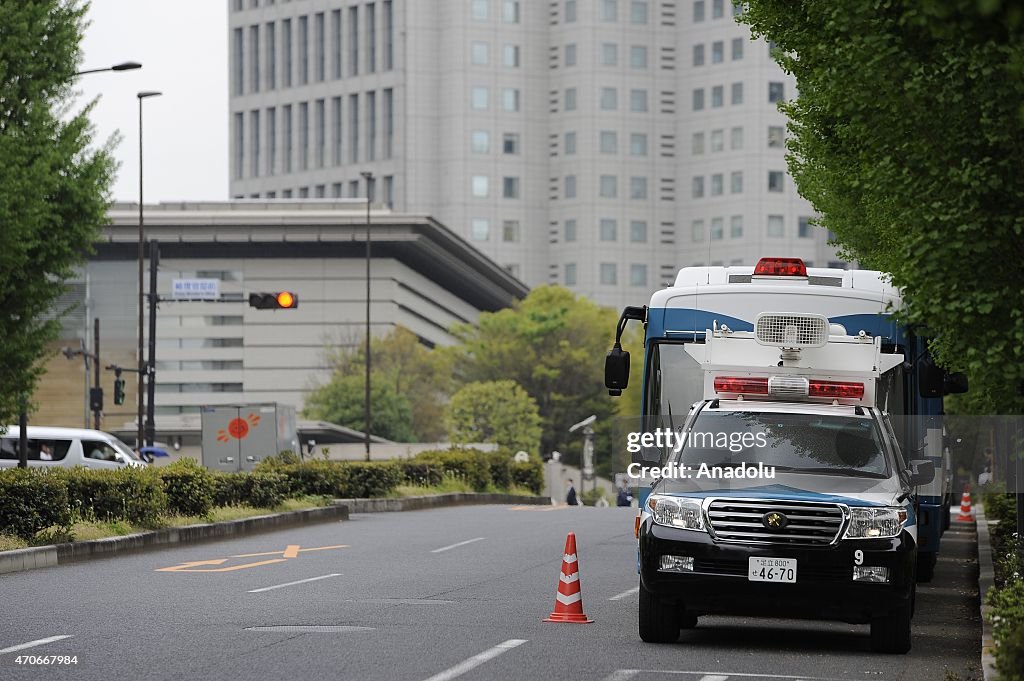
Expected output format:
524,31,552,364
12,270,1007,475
228,0,844,309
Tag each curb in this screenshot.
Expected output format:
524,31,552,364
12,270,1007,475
0,493,550,576
976,503,998,681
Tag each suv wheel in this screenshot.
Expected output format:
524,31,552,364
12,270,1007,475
916,552,936,583
870,599,912,654
638,580,680,643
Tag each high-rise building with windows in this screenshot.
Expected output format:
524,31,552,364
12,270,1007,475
229,0,843,308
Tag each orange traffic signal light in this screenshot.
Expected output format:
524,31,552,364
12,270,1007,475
248,292,299,309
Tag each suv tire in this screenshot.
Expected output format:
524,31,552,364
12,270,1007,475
638,580,680,643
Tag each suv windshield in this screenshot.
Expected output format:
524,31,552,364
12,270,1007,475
673,410,890,478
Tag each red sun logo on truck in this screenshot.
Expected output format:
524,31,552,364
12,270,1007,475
217,413,261,442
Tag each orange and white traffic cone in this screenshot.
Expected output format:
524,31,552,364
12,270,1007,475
543,532,594,624
957,483,973,521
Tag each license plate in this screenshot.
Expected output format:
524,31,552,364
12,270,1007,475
748,557,797,583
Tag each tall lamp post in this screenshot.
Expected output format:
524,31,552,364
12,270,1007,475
361,171,374,461
136,91,162,449
74,61,141,76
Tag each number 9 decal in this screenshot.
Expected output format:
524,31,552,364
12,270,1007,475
854,549,864,566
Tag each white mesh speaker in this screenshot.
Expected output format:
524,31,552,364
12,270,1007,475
768,376,810,398
755,313,829,347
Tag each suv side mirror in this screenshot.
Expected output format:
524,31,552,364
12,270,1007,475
605,346,630,396
909,459,935,486
944,372,968,395
918,359,945,398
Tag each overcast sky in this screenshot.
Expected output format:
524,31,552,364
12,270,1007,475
77,0,227,203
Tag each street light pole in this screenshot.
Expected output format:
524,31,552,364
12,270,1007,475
137,91,161,449
361,171,374,461
74,61,141,76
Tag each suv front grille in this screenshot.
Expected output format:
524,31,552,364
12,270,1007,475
707,499,846,546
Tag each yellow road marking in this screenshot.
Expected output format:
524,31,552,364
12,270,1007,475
156,559,229,572
158,544,349,573
231,544,348,558
283,545,300,559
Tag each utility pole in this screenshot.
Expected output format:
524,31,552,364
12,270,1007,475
145,240,159,448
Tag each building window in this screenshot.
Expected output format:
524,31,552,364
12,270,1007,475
503,0,520,23
331,183,341,198
383,87,394,158
314,98,325,168
282,19,293,87
694,0,705,22
565,43,577,66
599,131,617,154
383,0,394,70
712,40,723,63
713,0,724,19
471,42,490,65
565,262,577,285
692,132,705,155
630,264,648,287
249,25,260,93
283,104,293,172
314,184,325,198
349,93,359,162
565,0,577,22
768,126,785,148
600,218,617,241
502,88,521,112
503,132,520,154
798,215,813,238
233,28,244,95
565,219,577,241
693,44,705,66
630,220,647,242
299,186,309,198
730,171,743,194
600,175,618,198
298,15,309,84
600,87,618,110
565,87,577,110
233,112,244,179
472,175,489,197
331,97,342,165
692,219,705,242
730,126,743,149
564,131,577,154
250,109,260,178
601,43,618,66
731,82,743,105
601,0,618,21
504,44,520,67
730,214,743,238
767,214,784,237
502,176,520,198
564,175,577,198
503,220,520,242
630,46,648,68
298,102,309,170
630,89,648,112
711,217,724,240
732,37,744,60
314,12,325,81
631,1,649,24
266,22,276,90
330,10,341,79
600,263,618,285
348,6,359,75
692,176,704,198
383,174,394,207
267,106,276,175
366,3,376,73
711,85,723,108
710,173,723,196
710,129,724,152
472,86,489,110
630,133,648,156
365,90,376,161
472,0,489,21
768,171,784,192
692,88,704,110
733,0,744,16
630,176,648,199
769,81,785,103
471,218,490,240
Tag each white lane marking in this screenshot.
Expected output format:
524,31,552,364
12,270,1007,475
600,671,640,681
609,586,640,601
247,573,342,593
430,537,485,554
699,676,729,681
625,672,840,680
421,639,527,681
0,635,73,656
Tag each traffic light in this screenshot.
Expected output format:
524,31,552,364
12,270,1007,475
113,378,125,405
89,387,103,412
248,291,299,309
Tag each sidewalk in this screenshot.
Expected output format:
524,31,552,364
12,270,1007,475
975,504,998,681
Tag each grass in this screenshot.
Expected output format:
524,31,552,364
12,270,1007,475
0,534,29,551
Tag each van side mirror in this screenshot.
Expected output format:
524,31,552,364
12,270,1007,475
918,359,944,398
944,372,968,395
605,346,630,396
909,459,935,486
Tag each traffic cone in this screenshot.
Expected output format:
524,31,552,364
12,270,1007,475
544,532,594,623
957,483,973,521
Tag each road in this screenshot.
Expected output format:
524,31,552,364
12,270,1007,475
0,506,980,681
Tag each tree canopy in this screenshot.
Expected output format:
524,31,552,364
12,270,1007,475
741,0,1024,412
445,380,542,453
0,0,115,427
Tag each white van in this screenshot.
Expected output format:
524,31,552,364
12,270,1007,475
0,426,147,470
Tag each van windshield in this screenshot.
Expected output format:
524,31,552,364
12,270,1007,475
673,410,891,478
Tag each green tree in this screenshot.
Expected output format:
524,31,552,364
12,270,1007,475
445,380,543,453
446,285,621,462
740,0,1024,413
303,373,415,442
0,1,115,427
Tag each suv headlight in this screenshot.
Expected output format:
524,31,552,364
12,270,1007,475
647,495,705,531
844,507,907,539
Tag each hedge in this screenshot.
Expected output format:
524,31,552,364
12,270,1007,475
64,467,166,526
159,459,215,517
0,469,72,540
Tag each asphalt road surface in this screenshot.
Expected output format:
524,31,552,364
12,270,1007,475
0,506,980,681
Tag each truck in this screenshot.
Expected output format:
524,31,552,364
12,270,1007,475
605,257,967,652
200,403,298,472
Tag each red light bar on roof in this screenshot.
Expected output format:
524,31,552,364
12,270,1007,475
754,257,807,277
714,376,769,395
808,380,864,399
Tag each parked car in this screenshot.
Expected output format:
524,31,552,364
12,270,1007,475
0,426,147,470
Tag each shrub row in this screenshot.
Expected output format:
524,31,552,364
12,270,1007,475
982,489,1024,680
